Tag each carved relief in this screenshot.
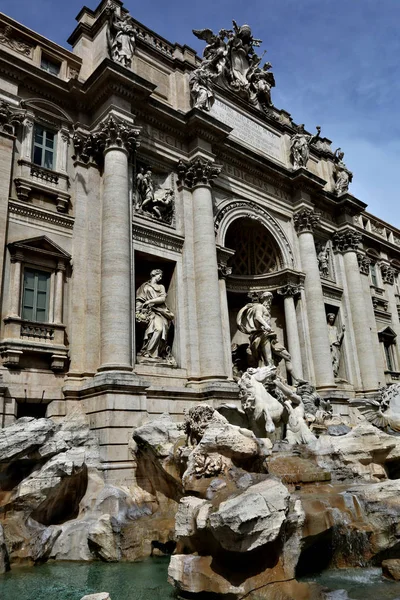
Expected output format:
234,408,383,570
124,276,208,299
290,125,321,170
177,158,221,188
217,263,232,279
135,166,174,225
276,283,301,298
0,100,24,135
357,253,371,275
293,208,321,234
333,148,353,195
0,25,33,57
191,22,275,114
332,229,362,253
381,264,396,285
106,3,136,68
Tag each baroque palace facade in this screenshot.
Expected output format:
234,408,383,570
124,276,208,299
0,0,399,483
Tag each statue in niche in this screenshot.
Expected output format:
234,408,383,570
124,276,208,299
106,4,136,68
191,22,275,113
236,291,304,384
290,124,321,170
317,242,330,279
333,148,353,195
135,168,174,225
135,269,175,364
326,313,345,378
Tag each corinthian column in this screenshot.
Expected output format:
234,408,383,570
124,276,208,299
333,229,379,392
95,115,140,372
277,284,303,381
294,208,335,389
178,158,227,380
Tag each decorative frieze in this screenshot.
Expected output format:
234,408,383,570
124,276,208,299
177,158,222,188
293,208,321,234
357,253,371,275
0,25,33,57
332,229,362,253
276,283,301,298
381,264,396,285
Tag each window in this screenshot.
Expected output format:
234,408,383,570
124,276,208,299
21,268,50,322
384,343,395,371
379,327,398,373
33,125,56,170
40,55,61,76
370,262,378,287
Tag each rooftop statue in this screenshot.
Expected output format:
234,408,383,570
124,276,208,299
290,124,321,170
106,4,136,68
191,21,275,113
333,148,353,195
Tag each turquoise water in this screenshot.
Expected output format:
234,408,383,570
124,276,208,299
2,561,400,600
308,567,400,599
0,558,175,600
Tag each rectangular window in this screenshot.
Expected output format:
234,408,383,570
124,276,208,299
22,268,50,323
370,263,378,287
384,343,394,371
33,125,55,170
40,55,61,76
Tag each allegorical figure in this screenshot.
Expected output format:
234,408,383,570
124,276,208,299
107,6,136,68
236,291,303,384
327,312,345,378
333,148,353,195
290,124,321,169
317,243,330,278
136,269,174,360
189,62,216,111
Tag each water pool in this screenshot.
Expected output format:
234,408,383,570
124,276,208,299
308,567,400,599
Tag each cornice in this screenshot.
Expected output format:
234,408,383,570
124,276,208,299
225,268,305,293
8,199,74,231
132,221,184,253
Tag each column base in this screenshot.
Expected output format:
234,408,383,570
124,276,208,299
97,363,133,373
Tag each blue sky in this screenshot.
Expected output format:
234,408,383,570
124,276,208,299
2,0,399,226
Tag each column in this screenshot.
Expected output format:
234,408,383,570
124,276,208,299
8,252,23,317
96,115,140,372
334,229,380,392
294,208,335,389
54,262,65,324
179,158,227,380
277,284,303,380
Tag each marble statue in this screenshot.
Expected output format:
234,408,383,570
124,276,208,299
236,291,304,383
327,313,345,378
317,243,330,278
333,148,353,195
351,383,400,432
284,397,317,445
107,5,136,68
136,168,174,224
290,124,321,170
135,269,174,362
191,21,275,112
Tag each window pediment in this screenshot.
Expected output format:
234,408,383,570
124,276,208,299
8,236,71,266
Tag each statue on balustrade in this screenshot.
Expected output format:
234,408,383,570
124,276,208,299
333,148,353,195
135,269,175,364
326,313,345,378
136,168,174,225
290,124,321,170
107,4,136,68
236,291,304,384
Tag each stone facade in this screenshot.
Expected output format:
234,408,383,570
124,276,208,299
0,1,400,484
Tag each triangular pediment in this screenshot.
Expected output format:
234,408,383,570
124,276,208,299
8,236,71,260
378,326,397,341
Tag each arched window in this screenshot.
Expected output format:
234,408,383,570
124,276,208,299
225,218,280,276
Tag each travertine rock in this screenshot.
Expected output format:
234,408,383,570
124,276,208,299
175,496,209,539
382,558,400,580
0,417,58,462
133,413,182,458
88,514,120,562
80,594,111,600
0,523,10,573
209,478,290,552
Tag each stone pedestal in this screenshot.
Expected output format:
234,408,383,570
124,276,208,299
294,209,335,389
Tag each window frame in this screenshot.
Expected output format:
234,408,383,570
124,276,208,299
32,124,57,171
21,266,52,323
40,54,61,77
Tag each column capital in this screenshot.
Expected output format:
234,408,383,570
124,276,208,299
357,253,371,275
0,99,24,136
276,283,302,298
177,157,222,188
332,228,362,253
72,115,140,165
381,263,396,285
293,207,321,234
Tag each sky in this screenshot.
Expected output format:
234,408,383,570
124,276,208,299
2,0,399,226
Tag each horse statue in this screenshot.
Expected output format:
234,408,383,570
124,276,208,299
351,383,400,432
